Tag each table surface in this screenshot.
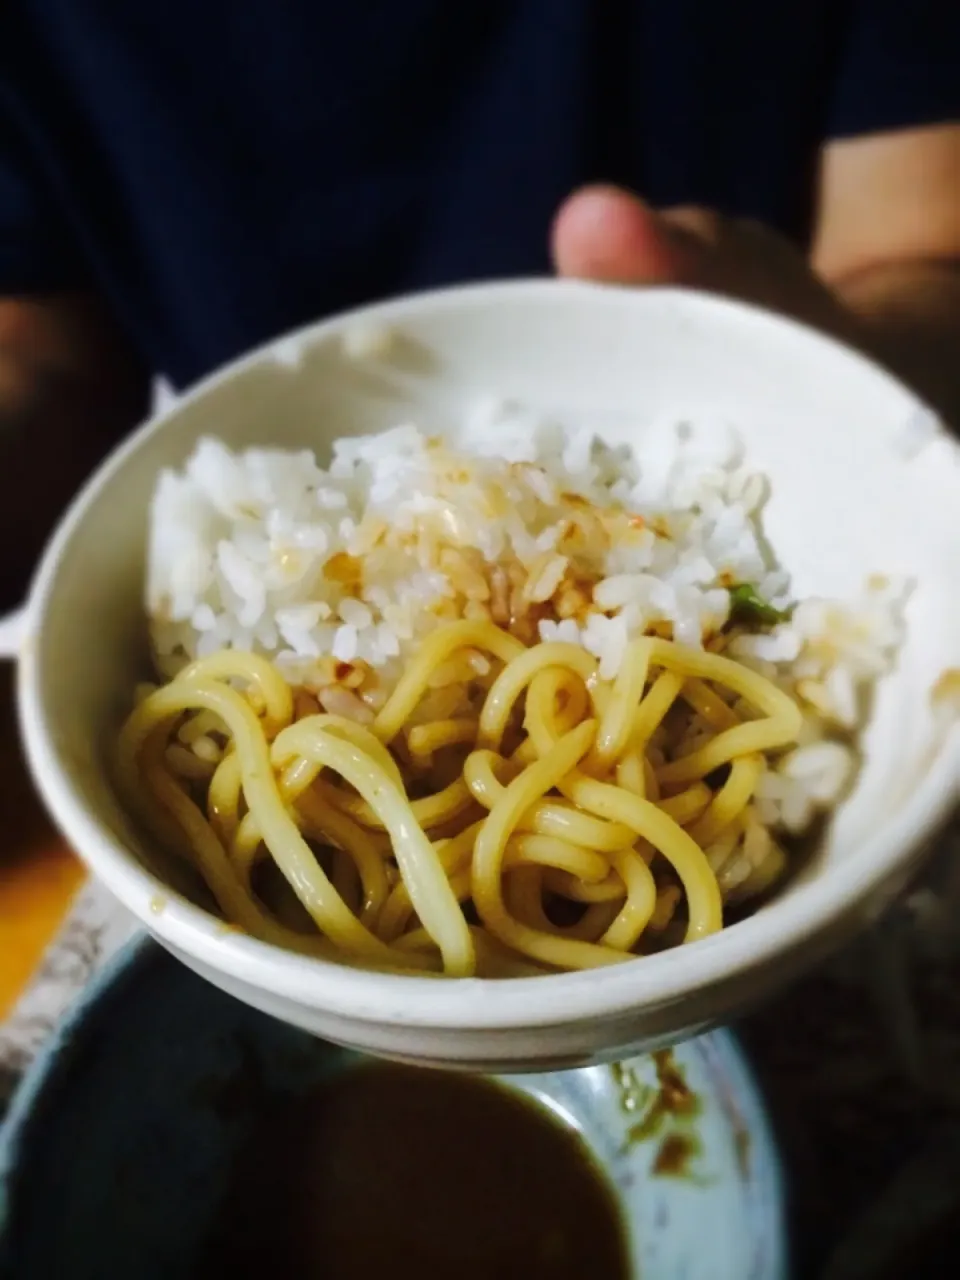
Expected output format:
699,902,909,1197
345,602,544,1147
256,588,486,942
1,659,959,1279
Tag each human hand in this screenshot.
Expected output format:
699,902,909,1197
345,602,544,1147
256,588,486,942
551,185,859,342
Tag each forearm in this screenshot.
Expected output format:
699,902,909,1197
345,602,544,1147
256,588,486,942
830,258,960,428
0,312,148,607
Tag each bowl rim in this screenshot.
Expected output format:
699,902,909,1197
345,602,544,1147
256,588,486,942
18,278,960,1031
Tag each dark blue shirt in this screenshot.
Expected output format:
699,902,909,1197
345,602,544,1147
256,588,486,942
1,1,957,388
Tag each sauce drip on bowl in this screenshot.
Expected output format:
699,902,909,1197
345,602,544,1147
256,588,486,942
196,1062,630,1280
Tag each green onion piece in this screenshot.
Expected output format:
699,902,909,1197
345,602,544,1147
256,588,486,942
726,583,792,628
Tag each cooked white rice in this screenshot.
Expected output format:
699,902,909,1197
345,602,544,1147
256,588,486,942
146,404,908,845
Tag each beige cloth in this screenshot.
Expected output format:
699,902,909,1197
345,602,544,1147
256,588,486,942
0,881,137,1108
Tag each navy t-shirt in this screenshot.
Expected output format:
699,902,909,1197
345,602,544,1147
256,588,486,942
0,1,958,389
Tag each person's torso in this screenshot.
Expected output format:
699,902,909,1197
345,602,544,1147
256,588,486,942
1,0,846,386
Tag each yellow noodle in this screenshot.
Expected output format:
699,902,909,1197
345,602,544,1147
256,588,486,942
294,789,391,928
505,860,622,944
703,819,743,874
599,848,658,950
416,684,478,725
118,712,338,957
522,667,592,745
394,926,548,978
225,793,271,870
647,884,683,932
177,709,223,745
407,718,479,760
505,865,547,930
116,713,194,858
434,820,486,873
464,749,636,850
378,827,607,944
543,866,627,904
394,926,451,954
525,669,590,765
134,680,158,705
646,639,802,784
377,824,483,942
463,749,516,809
445,865,474,905
560,776,723,941
521,692,721,940
594,639,654,765
121,620,804,976
561,901,624,943
588,678,613,718
377,894,418,943
553,674,590,734
332,847,362,915
427,654,484,689
164,742,217,782
632,670,685,749
374,620,525,742
191,734,223,764
518,801,635,851
410,906,615,956
728,812,788,903
615,751,647,797
207,752,243,846
687,754,763,846
504,833,609,883
479,641,597,749
272,717,474,975
681,678,741,731
315,774,476,833
511,737,539,767
228,754,329,881
121,681,434,969
177,650,294,737
657,781,713,826
471,720,627,969
303,714,405,789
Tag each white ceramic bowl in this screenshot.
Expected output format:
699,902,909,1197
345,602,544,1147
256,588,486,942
15,281,960,1071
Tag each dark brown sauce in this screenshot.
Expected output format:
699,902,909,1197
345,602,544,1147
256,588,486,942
196,1062,630,1280
652,1131,699,1178
625,1050,699,1145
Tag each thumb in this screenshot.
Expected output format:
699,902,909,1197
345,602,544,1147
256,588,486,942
551,186,702,284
